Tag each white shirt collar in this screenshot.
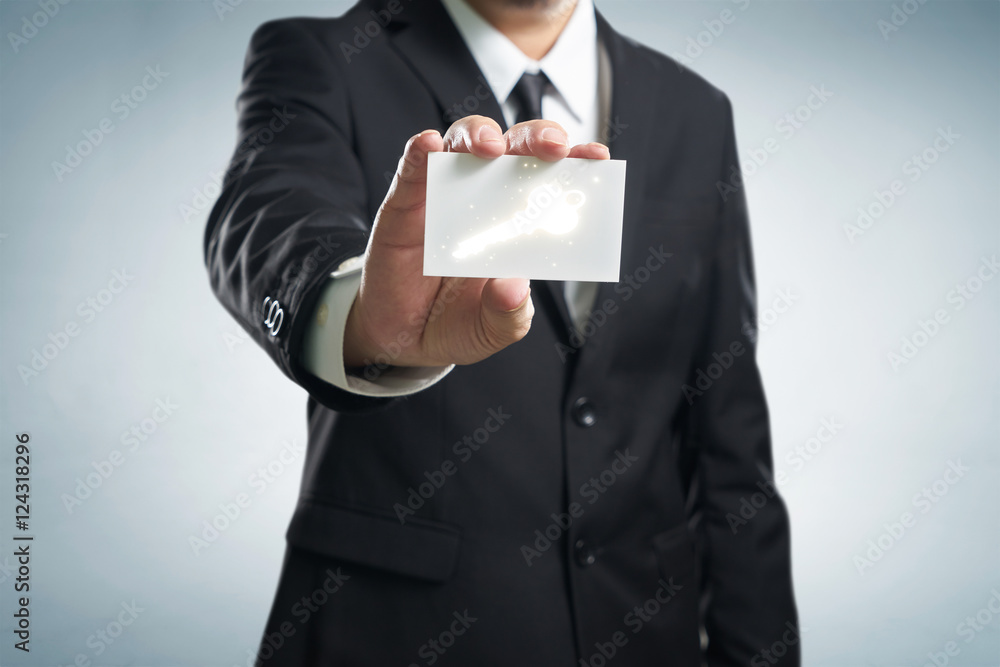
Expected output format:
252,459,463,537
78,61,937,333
439,0,598,123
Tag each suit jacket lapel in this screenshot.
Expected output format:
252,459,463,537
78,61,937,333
384,0,576,338
384,0,507,131
589,9,657,340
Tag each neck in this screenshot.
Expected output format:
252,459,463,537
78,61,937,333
463,0,577,60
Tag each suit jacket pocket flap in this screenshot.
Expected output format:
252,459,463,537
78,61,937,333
286,497,462,583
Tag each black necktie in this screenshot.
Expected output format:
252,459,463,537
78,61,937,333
508,70,576,331
510,71,550,123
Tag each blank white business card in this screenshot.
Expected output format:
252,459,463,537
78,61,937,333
423,152,627,281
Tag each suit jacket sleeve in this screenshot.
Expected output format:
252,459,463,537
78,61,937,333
204,19,394,413
687,96,799,665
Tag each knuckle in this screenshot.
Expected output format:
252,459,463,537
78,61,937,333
443,128,471,151
447,115,481,135
480,312,526,350
476,321,505,352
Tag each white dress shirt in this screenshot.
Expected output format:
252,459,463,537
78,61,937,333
301,0,610,396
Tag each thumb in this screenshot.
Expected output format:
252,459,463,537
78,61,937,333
372,129,443,249
479,278,534,351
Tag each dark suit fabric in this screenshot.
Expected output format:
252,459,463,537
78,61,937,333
204,1,799,664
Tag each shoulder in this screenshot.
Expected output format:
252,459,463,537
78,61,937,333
247,1,404,68
247,1,378,47
603,20,733,122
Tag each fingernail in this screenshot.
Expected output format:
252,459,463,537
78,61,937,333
478,126,502,143
505,283,531,313
540,128,568,146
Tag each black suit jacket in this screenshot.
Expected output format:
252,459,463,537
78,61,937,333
204,1,799,664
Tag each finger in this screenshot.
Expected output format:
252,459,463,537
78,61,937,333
567,142,610,160
442,115,506,158
504,120,570,161
374,129,443,249
478,278,534,351
383,129,443,213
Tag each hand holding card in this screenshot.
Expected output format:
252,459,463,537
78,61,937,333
342,117,614,370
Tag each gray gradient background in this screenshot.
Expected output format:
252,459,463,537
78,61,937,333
1,0,997,665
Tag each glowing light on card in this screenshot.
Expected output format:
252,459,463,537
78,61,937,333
452,189,586,259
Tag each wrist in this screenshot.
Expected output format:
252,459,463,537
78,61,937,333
343,298,376,368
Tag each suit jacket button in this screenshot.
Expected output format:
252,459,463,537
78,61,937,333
575,539,597,567
571,397,597,428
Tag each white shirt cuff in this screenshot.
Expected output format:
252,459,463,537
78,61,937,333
300,256,455,397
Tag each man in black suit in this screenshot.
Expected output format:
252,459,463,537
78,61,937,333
204,0,799,664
